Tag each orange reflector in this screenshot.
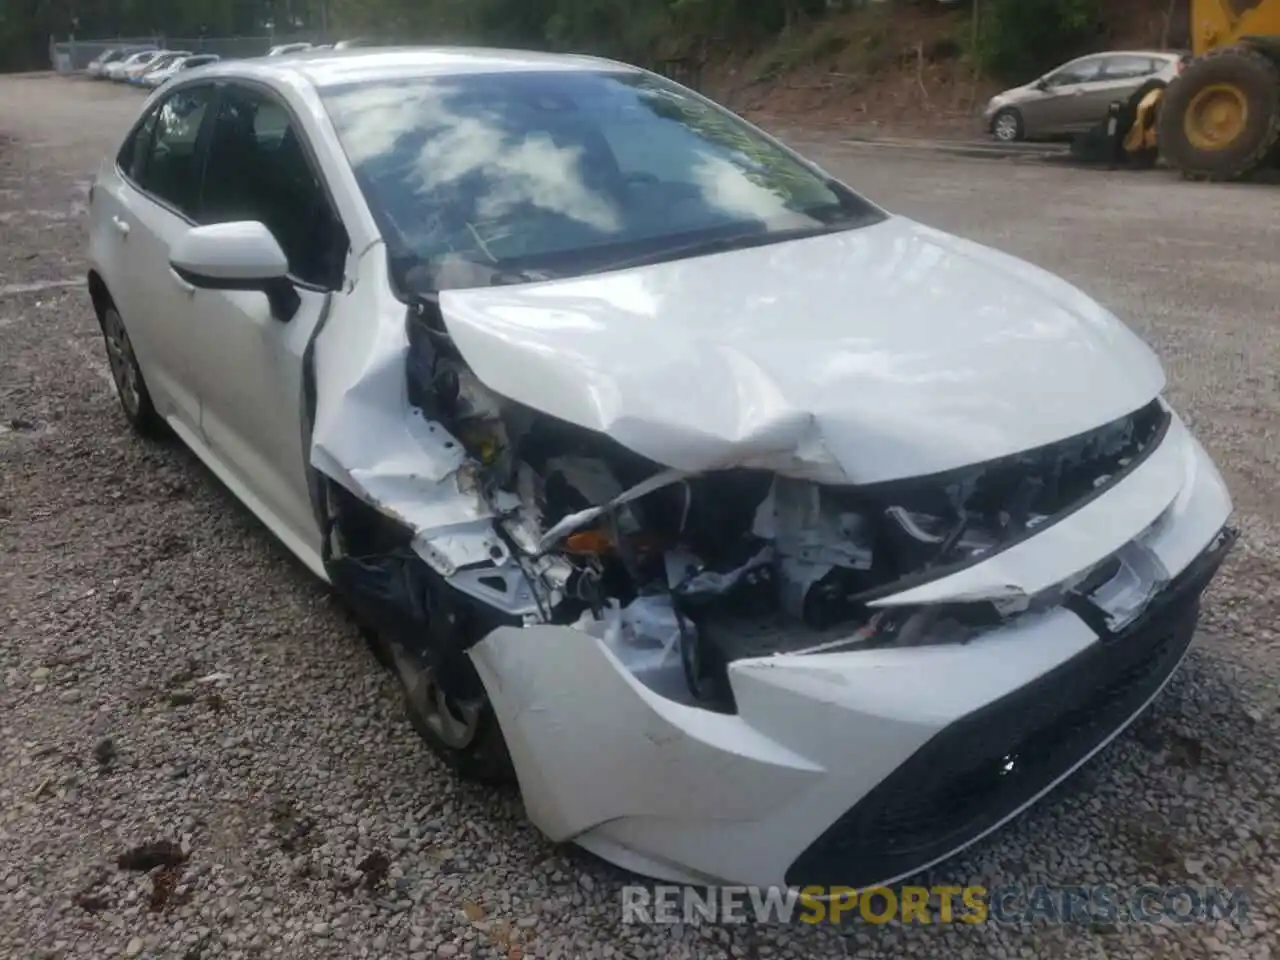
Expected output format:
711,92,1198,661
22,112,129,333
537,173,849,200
565,529,613,555
563,529,668,556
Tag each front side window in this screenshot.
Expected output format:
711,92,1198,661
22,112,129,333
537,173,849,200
199,84,346,287
133,85,213,217
319,70,884,291
1046,58,1103,87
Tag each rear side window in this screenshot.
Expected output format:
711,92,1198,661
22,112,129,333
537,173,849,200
116,110,157,179
132,86,214,218
1101,55,1159,80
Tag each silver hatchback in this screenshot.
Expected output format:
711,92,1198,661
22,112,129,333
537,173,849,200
983,51,1186,142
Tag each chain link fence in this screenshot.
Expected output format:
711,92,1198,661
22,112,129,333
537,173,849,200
49,35,321,73
48,34,706,91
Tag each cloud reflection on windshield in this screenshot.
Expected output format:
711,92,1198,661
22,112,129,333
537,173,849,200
322,71,851,272
328,82,621,233
689,154,795,224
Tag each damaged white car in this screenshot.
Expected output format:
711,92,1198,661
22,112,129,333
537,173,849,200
86,48,1235,889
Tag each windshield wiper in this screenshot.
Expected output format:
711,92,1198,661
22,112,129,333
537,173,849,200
584,224,845,275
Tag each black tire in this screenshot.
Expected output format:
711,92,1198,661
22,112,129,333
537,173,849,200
359,623,395,669
382,634,515,784
1157,45,1280,181
991,107,1025,143
1129,146,1160,170
96,299,167,438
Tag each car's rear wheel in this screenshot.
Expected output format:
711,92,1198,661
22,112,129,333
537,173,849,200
992,108,1024,143
99,301,167,438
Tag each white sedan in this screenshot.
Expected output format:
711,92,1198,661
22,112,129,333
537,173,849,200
86,47,1235,890
103,49,159,81
141,53,221,89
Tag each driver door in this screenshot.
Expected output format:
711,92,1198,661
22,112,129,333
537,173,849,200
1028,56,1107,135
180,82,349,567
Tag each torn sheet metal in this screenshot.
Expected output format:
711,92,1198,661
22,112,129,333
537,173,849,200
664,546,773,598
1084,540,1168,631
867,413,1194,608
537,468,690,552
308,248,504,573
575,595,691,703
437,215,1165,486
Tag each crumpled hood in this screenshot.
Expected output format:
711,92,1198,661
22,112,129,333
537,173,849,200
437,215,1165,485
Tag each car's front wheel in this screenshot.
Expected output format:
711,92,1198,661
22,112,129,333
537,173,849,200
374,630,515,784
992,108,1025,143
98,300,167,438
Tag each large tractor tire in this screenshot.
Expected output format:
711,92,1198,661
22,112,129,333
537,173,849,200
1157,44,1280,181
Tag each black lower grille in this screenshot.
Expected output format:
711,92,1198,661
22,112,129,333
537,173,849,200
784,527,1236,889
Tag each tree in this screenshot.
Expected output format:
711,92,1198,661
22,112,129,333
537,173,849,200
975,0,1102,81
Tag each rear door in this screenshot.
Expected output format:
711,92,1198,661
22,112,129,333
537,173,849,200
92,84,216,433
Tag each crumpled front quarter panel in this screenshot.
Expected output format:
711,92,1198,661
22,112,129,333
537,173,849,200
439,216,1166,485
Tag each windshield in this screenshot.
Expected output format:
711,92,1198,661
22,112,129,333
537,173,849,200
320,69,883,291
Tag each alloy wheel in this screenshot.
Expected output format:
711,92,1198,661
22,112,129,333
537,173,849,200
102,307,141,417
994,112,1020,142
392,646,484,750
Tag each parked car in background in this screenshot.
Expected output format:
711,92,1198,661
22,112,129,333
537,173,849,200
128,52,191,86
267,42,313,56
105,49,162,82
332,38,376,48
143,53,221,89
87,48,135,78
138,54,187,88
983,51,1188,142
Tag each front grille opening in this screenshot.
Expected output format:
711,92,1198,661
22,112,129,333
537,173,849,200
783,529,1231,889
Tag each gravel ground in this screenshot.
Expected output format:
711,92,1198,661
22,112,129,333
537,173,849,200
1,73,1278,960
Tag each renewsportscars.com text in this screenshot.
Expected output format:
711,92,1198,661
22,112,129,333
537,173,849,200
621,884,1250,926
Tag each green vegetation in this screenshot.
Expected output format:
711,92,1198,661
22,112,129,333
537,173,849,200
4,0,1116,81
975,0,1104,82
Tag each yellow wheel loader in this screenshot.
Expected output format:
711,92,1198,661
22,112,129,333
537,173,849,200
1134,0,1280,179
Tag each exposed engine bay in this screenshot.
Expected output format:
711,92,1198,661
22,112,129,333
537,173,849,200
319,294,1171,714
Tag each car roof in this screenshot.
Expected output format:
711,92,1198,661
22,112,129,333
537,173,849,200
1071,49,1180,61
189,46,635,90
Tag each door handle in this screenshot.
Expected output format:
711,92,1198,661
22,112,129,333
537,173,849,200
169,268,195,295
111,215,130,237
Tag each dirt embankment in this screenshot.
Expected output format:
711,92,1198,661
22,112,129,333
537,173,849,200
698,0,1178,139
